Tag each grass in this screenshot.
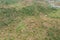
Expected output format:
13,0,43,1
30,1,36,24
0,0,60,40
0,0,22,5
20,5,35,16
16,21,26,32
0,8,18,27
47,9,60,18
47,27,60,40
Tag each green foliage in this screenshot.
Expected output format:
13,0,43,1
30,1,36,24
37,5,57,14
20,6,35,16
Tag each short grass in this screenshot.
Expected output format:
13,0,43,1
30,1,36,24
0,0,60,40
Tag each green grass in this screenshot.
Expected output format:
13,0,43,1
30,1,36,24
16,21,26,32
0,0,23,5
20,6,35,16
0,8,17,27
47,9,60,18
